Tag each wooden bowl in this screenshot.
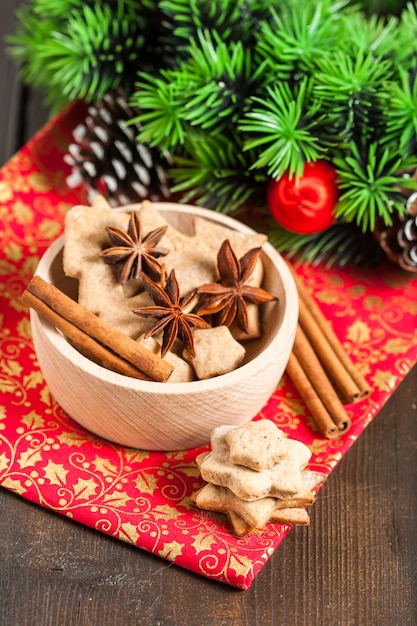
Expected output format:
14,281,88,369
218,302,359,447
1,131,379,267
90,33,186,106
30,203,298,450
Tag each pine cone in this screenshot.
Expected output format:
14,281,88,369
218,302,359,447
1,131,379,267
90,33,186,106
375,193,417,272
64,90,172,206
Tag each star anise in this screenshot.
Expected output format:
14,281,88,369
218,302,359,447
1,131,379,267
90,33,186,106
100,211,169,283
132,270,211,357
195,239,276,333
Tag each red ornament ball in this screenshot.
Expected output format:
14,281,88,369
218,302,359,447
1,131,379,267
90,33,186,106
267,160,339,234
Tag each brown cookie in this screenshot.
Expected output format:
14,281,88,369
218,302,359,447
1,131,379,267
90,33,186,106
195,482,277,529
199,425,311,501
226,420,286,470
269,507,310,526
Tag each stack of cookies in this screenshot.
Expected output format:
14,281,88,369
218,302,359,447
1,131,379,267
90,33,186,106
193,421,324,536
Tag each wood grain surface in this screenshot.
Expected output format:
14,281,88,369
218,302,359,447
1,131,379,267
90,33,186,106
1,3,416,625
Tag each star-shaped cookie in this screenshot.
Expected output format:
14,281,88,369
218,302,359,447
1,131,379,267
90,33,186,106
198,424,312,501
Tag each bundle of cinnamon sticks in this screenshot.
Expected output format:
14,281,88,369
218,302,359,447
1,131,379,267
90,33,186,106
287,270,371,439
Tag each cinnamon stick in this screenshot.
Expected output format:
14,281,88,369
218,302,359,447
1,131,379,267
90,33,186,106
291,325,351,436
298,297,360,403
23,290,151,381
291,270,371,402
24,276,173,383
286,353,339,439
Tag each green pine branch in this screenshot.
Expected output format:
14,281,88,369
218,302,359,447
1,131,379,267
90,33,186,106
335,8,401,58
8,0,160,106
312,49,393,146
169,132,267,213
178,32,267,130
132,30,268,149
132,70,188,150
7,11,56,90
9,0,417,270
334,142,417,231
23,0,89,19
255,1,340,83
240,79,328,179
159,0,276,50
383,66,417,155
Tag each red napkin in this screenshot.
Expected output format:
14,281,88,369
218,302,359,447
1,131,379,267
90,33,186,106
1,102,416,589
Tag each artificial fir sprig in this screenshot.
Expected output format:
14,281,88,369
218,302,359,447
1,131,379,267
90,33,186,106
8,0,163,107
240,80,328,179
383,67,417,155
20,0,90,19
159,0,276,53
169,132,267,213
42,4,146,102
334,143,417,231
312,50,394,147
7,12,56,91
255,2,340,85
119,1,417,268
394,4,417,69
133,71,187,149
133,30,268,149
179,34,266,131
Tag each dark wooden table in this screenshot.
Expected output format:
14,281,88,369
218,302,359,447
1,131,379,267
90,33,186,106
1,3,416,624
